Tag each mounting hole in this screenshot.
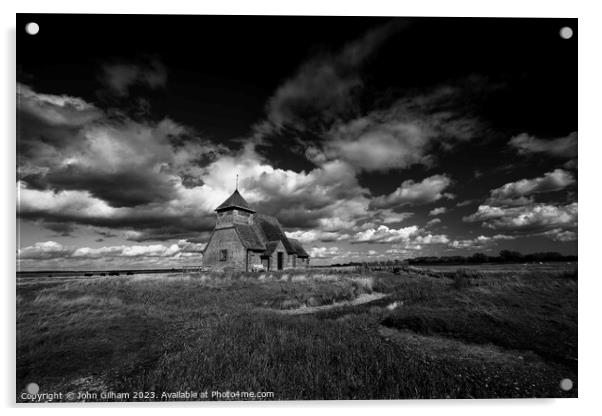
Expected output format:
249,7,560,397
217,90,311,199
25,22,39,35
559,378,573,391
26,382,39,394
559,26,573,40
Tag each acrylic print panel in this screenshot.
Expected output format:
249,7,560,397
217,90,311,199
16,14,577,402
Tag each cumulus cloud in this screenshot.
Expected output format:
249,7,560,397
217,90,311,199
373,209,414,224
18,84,103,127
350,224,450,250
17,82,372,242
17,241,73,260
72,244,180,259
319,81,486,172
369,174,453,210
257,22,488,175
352,225,420,244
18,239,204,262
285,230,350,244
100,58,167,96
242,157,371,230
323,118,436,172
464,202,577,231
488,169,575,204
17,84,245,240
449,234,514,250
426,218,441,227
308,246,342,259
538,228,577,242
509,132,577,158
382,234,450,254
428,207,447,216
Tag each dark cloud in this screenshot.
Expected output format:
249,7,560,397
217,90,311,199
95,229,118,238
16,17,577,267
40,166,178,208
39,221,77,237
509,132,577,158
262,20,406,134
100,57,167,97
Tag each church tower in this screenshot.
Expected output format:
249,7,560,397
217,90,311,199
214,189,255,229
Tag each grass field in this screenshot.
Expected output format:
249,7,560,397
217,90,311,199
16,263,577,401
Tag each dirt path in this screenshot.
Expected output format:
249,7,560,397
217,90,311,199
266,292,388,315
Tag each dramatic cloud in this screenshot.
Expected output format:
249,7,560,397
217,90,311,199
258,22,488,175
18,84,103,127
17,84,373,242
242,157,371,230
16,20,578,269
263,21,404,133
509,132,577,158
100,58,167,96
322,119,436,172
464,202,578,231
318,81,487,172
488,169,575,204
369,174,453,210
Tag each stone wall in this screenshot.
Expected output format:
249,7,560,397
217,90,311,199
247,250,264,271
203,228,247,271
263,241,285,270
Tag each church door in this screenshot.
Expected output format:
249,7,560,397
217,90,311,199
277,252,283,270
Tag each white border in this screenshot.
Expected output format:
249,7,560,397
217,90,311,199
3,1,601,415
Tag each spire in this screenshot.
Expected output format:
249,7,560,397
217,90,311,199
236,174,238,190
215,188,255,213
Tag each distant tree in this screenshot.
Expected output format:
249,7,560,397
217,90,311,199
469,252,489,263
499,250,523,262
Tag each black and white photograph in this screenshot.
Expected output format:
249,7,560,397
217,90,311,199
16,13,577,402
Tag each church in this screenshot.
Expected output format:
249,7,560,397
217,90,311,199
202,188,310,271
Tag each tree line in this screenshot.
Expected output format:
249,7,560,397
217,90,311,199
328,250,577,267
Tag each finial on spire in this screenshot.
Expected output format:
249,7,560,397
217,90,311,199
235,174,238,190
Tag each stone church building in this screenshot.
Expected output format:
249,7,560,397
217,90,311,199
202,189,310,271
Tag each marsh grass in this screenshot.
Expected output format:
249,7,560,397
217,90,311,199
17,265,577,400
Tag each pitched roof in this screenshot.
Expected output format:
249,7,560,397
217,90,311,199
215,189,255,212
253,214,296,254
263,241,281,255
289,238,309,258
233,224,265,251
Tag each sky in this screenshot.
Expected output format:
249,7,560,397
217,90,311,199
16,14,577,270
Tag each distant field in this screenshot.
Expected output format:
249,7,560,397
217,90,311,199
16,263,577,401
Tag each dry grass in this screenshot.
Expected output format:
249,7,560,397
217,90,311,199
17,264,577,401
